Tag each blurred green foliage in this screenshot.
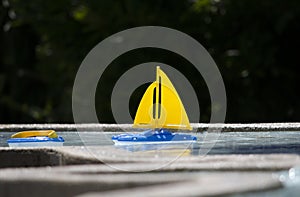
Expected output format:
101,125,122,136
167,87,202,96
0,0,300,123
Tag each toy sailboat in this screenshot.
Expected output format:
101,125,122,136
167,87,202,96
112,66,197,145
7,130,64,147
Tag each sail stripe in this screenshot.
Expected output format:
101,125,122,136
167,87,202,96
152,87,156,119
158,76,162,119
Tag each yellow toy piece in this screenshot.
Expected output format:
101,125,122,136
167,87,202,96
11,130,58,138
133,66,192,130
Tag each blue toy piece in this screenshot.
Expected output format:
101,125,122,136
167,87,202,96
7,130,64,147
112,129,196,145
7,136,65,147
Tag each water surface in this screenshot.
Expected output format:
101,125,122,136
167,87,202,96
1,131,300,155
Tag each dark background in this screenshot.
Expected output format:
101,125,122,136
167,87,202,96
0,0,299,123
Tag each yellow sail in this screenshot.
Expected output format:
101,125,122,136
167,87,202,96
133,66,192,130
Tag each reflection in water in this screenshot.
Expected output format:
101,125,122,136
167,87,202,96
114,143,196,156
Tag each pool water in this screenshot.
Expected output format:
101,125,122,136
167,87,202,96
1,131,300,155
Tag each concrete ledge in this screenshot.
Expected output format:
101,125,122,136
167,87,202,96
0,168,188,197
77,172,281,197
0,148,103,168
1,147,300,170
0,148,63,168
0,168,282,197
1,123,300,132
0,147,298,197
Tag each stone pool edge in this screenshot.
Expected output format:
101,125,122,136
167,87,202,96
1,123,300,132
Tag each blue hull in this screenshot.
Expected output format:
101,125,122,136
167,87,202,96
112,129,197,145
7,136,64,147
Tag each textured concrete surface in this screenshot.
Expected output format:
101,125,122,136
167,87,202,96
0,167,189,197
77,173,281,197
1,147,300,170
53,147,300,171
0,146,299,196
0,167,281,197
1,122,300,132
